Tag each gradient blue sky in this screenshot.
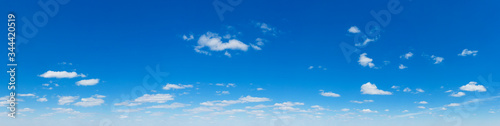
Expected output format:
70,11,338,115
1,0,500,126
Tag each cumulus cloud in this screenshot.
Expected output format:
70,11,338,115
74,94,106,107
360,109,378,113
274,101,305,111
458,49,478,56
76,79,100,86
460,81,486,92
37,98,48,102
319,90,340,97
403,87,411,92
183,34,194,41
358,53,375,68
401,52,413,59
58,96,79,105
431,55,444,64
450,92,466,97
39,71,86,78
163,83,193,90
361,82,392,95
418,101,428,104
399,64,407,69
447,103,460,107
348,26,361,33
194,32,250,56
134,94,174,103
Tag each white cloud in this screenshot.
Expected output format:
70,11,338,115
450,92,466,97
361,82,392,95
58,96,79,105
416,88,425,93
418,101,428,104
460,81,486,92
319,90,340,97
114,101,142,106
431,55,444,64
355,38,374,47
358,53,375,68
134,94,174,103
250,44,262,50
402,110,409,113
341,108,350,112
447,103,460,107
147,102,190,109
256,88,264,91
245,104,271,109
311,105,325,111
18,94,36,97
403,87,411,92
308,66,314,70
399,64,407,69
39,70,85,78
458,49,478,56
255,22,277,35
194,32,249,55
360,109,378,113
163,83,193,90
348,26,361,33
401,52,413,59
351,100,374,104
183,34,194,41
76,79,100,86
240,96,271,102
201,96,270,107
274,101,305,111
119,115,128,119
74,95,106,107
184,107,221,113
37,98,48,102
224,51,231,57
216,91,230,95
417,106,426,109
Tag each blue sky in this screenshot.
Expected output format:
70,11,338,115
1,0,500,126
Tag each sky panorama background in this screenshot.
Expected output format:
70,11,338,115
1,0,500,126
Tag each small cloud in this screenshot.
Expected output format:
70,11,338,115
182,34,194,41
39,71,86,78
163,83,193,90
447,103,460,107
361,82,392,95
76,79,100,86
348,26,361,33
403,87,411,92
399,64,407,69
431,55,444,64
418,101,428,104
458,49,478,56
256,88,264,91
37,98,48,102
416,88,425,93
450,92,465,97
319,90,341,97
401,52,413,59
460,81,486,92
358,53,375,68
360,109,378,113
